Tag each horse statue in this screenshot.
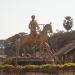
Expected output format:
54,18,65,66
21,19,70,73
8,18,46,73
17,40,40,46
15,23,61,64
17,23,53,49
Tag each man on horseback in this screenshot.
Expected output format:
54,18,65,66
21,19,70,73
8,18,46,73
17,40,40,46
29,15,39,36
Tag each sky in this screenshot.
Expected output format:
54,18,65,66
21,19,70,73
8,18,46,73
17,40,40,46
0,0,75,39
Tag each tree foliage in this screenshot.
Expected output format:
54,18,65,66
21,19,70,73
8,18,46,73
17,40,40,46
63,16,73,31
49,30,75,50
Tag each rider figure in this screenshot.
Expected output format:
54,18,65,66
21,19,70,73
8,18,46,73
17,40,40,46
29,15,39,36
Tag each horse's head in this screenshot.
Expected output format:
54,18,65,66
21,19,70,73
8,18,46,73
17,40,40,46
43,23,53,33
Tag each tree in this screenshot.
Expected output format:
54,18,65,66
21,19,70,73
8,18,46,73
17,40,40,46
63,16,73,31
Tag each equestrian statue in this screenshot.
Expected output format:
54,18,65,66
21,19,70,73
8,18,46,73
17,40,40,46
15,15,61,64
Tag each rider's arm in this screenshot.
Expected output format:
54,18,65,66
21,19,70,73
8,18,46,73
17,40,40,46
35,20,39,29
29,21,31,29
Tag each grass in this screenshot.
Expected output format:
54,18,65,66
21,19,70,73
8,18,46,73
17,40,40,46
0,63,75,70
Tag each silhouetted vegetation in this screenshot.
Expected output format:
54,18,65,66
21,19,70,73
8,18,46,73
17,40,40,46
49,30,75,50
63,16,73,31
